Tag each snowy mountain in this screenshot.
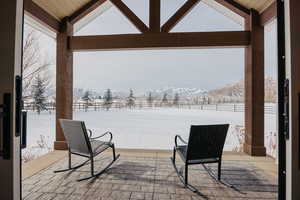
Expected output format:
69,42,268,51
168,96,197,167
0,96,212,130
74,87,208,100
149,87,208,98
73,77,276,103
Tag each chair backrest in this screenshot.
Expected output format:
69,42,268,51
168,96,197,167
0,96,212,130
59,119,91,155
186,124,229,161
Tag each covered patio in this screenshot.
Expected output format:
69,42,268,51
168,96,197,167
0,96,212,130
24,0,277,157
22,0,278,199
22,150,277,200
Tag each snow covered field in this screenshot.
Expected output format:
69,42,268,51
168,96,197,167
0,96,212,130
24,108,277,158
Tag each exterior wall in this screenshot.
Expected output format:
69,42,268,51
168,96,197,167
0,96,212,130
0,0,23,199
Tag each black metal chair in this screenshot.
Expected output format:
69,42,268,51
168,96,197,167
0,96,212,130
54,119,120,181
171,124,230,192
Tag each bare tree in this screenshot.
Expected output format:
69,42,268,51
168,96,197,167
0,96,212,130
22,27,52,100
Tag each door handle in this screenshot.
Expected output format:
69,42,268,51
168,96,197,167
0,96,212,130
283,79,289,140
15,75,22,137
21,111,27,149
0,93,11,160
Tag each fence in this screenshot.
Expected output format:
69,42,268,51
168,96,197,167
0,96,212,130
23,102,277,114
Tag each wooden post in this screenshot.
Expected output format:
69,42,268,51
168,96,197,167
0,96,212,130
149,0,160,32
244,9,266,156
54,18,73,150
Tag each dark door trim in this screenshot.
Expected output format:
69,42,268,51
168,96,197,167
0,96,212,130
277,0,286,199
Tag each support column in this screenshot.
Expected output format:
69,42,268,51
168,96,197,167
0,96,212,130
244,9,266,156
54,18,73,150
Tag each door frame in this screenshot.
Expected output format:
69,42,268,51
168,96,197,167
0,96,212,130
276,0,287,199
0,0,24,200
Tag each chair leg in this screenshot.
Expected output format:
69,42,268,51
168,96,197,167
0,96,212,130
77,154,120,182
112,144,116,160
172,148,176,163
68,151,72,169
202,162,234,189
91,157,94,176
218,160,221,180
54,157,90,173
185,164,188,185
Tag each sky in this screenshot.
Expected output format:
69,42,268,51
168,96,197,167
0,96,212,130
32,0,277,93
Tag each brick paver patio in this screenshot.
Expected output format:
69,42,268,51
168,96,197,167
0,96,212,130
22,151,277,200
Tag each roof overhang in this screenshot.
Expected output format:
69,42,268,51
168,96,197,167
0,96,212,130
24,0,276,38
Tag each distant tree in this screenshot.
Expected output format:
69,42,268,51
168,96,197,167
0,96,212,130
103,89,113,111
161,93,168,106
147,92,154,107
31,74,49,114
126,89,135,109
203,96,209,104
207,96,211,104
82,91,92,112
173,93,180,106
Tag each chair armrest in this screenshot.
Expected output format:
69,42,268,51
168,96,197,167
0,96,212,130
175,135,188,147
90,131,113,143
87,129,93,138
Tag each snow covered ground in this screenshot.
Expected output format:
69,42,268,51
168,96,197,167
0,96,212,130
24,108,277,158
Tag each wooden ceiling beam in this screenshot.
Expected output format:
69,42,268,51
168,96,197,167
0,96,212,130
161,0,201,33
214,0,250,18
24,0,60,33
69,0,108,24
69,31,250,51
260,2,277,26
110,0,149,33
149,0,161,32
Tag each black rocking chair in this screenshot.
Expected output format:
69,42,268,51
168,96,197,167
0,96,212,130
171,124,231,192
54,119,120,181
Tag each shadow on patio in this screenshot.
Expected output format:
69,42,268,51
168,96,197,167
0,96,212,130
22,150,277,200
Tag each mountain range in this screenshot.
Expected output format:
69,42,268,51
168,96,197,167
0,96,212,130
73,77,277,103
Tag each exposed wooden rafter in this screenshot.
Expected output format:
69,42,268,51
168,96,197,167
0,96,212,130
161,0,201,33
214,0,250,18
110,0,149,33
69,31,250,51
260,2,277,26
69,0,108,24
149,0,161,32
24,0,60,33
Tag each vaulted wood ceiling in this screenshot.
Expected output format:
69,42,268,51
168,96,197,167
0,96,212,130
32,0,91,20
235,0,274,12
33,0,275,21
